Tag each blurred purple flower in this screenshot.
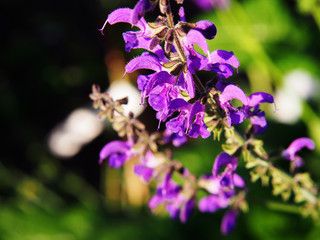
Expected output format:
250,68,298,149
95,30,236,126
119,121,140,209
134,165,154,182
193,0,230,10
149,171,195,222
134,151,165,182
198,153,245,213
282,137,315,167
198,194,230,212
163,129,188,147
99,140,134,167
221,209,238,234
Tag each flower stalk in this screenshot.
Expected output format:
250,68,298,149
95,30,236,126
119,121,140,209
93,0,320,234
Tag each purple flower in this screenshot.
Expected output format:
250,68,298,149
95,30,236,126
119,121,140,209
221,210,238,234
149,170,195,222
134,165,154,182
249,112,267,134
219,84,248,126
188,101,211,138
246,92,274,109
182,29,210,56
134,151,165,182
125,52,162,74
186,49,239,80
166,100,191,136
146,72,179,121
212,153,240,190
198,153,244,234
208,50,240,79
149,176,181,210
99,8,161,53
195,21,217,40
218,86,274,133
163,129,188,147
282,137,315,167
198,194,230,212
178,7,186,22
99,140,134,167
166,99,210,138
243,92,274,134
198,153,245,213
166,194,195,222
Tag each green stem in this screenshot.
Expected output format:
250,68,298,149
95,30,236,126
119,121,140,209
233,128,319,206
256,156,318,205
265,201,302,214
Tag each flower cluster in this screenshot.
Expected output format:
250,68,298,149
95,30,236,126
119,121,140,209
99,0,241,140
93,0,319,235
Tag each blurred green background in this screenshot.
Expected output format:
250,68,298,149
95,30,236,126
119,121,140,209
1,0,320,239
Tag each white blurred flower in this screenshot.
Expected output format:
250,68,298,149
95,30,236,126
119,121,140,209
107,80,144,117
270,70,318,124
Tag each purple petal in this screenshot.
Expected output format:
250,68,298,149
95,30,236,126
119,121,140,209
99,8,150,35
179,7,186,22
250,112,267,134
180,199,195,222
149,195,162,209
229,111,245,125
189,101,205,126
109,153,127,168
221,210,238,234
125,54,161,73
212,153,238,176
122,32,154,52
287,137,315,155
169,99,192,112
215,78,233,92
210,50,240,69
166,203,180,219
166,117,186,134
137,74,151,91
182,71,196,98
188,51,209,71
193,0,213,10
215,63,234,79
247,92,274,108
145,71,176,97
193,0,230,10
132,0,154,24
184,29,209,55
134,165,154,182
172,134,188,146
148,86,167,111
282,137,315,160
188,121,211,139
188,102,210,138
219,85,248,106
198,195,229,213
104,8,134,26
195,20,217,39
233,174,245,188
163,129,188,147
99,140,130,163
